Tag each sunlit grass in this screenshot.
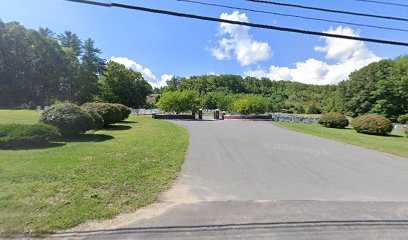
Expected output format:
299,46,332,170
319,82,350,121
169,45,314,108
0,111,188,237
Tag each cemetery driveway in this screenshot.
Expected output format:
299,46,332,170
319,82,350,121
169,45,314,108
68,120,408,239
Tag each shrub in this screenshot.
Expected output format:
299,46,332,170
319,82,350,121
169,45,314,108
398,114,408,124
40,102,95,135
82,102,122,125
352,114,393,135
156,90,201,114
86,110,104,130
318,112,349,129
0,123,60,148
112,103,131,120
295,105,305,114
405,127,408,137
231,95,267,115
307,104,321,114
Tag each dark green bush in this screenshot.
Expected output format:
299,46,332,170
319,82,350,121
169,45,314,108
318,112,349,129
231,95,267,115
405,127,408,137
398,114,408,124
0,123,60,148
307,104,321,114
40,102,95,135
86,110,104,130
82,102,122,125
112,103,131,120
352,114,393,135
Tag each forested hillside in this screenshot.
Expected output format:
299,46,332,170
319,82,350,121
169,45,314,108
1,20,407,120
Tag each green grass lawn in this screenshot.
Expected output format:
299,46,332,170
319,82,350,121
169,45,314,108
274,122,408,158
0,110,188,237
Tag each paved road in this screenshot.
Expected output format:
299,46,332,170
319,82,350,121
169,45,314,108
61,121,408,239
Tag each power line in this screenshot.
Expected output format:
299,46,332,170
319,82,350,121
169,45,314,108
176,0,408,33
354,0,408,8
65,0,408,47
247,0,408,22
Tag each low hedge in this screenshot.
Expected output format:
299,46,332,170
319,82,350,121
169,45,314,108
113,103,131,120
0,123,60,148
352,114,393,135
40,102,95,135
82,103,122,125
318,112,349,129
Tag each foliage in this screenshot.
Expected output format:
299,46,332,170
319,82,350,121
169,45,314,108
112,103,132,120
156,90,201,113
82,102,122,125
338,58,408,119
0,21,105,107
352,114,393,135
405,127,408,137
307,104,321,114
318,112,349,129
40,102,95,135
230,95,267,115
0,123,60,149
201,92,233,111
85,110,104,130
99,61,152,108
397,114,408,124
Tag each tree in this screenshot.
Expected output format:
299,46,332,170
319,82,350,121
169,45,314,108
99,61,152,107
74,38,105,103
58,31,82,57
231,95,267,115
156,90,200,114
337,60,393,117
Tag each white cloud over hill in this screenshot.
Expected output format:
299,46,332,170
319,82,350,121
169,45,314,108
110,57,171,88
245,26,381,85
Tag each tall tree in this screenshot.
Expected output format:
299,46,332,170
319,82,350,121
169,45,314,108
58,31,82,57
99,61,152,107
74,38,105,103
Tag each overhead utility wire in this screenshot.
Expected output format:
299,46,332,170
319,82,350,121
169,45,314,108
354,0,408,8
65,0,408,47
247,0,408,22
176,0,408,33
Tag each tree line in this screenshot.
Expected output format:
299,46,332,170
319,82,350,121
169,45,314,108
1,20,406,120
0,20,152,108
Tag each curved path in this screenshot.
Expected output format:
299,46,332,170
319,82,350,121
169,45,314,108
60,121,408,239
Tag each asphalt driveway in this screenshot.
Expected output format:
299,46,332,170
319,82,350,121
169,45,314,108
62,120,408,239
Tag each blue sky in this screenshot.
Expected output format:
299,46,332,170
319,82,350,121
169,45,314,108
1,0,407,86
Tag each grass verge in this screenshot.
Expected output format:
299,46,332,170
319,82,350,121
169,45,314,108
273,122,408,158
0,110,188,237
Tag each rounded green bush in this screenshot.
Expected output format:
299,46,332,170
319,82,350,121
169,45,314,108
318,112,349,129
398,114,408,124
40,102,95,135
86,110,104,130
82,102,122,125
112,103,131,120
231,95,267,115
0,123,61,148
352,114,393,135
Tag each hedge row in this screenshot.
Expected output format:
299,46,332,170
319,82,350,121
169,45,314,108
318,112,399,136
40,102,131,136
0,123,60,149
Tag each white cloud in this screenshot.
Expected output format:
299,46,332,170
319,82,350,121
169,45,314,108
245,26,381,85
110,57,170,88
210,11,272,66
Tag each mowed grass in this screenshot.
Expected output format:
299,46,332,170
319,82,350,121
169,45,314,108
274,122,408,157
0,110,188,236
